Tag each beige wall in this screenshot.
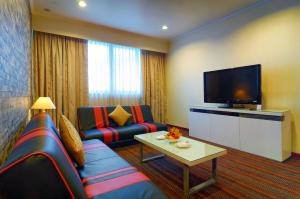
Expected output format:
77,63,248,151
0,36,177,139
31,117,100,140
167,2,300,153
32,14,169,53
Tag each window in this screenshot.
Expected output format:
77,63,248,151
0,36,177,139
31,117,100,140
88,40,142,97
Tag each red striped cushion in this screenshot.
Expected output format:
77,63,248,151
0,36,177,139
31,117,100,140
81,166,135,184
85,172,149,198
93,107,110,128
130,105,145,124
83,143,109,152
138,123,158,133
91,128,119,144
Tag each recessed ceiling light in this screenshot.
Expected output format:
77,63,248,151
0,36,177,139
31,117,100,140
162,25,168,30
78,0,87,7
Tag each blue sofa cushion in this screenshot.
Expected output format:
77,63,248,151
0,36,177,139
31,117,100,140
0,113,169,199
79,140,168,199
81,123,167,143
77,105,155,131
0,114,87,199
77,105,167,144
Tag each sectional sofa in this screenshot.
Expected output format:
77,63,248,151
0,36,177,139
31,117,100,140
0,108,168,199
77,105,167,146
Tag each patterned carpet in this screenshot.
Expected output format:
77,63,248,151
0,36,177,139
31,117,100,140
114,135,300,199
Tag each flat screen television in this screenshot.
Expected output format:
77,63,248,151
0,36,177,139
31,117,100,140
204,64,261,106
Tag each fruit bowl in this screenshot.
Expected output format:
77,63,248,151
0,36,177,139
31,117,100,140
165,128,182,142
166,136,180,142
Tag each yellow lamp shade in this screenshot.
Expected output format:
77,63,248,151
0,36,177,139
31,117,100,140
31,97,56,112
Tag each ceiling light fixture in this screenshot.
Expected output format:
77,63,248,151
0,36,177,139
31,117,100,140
162,25,168,30
78,0,87,7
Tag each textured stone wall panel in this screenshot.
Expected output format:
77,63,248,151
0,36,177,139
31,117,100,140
0,0,31,165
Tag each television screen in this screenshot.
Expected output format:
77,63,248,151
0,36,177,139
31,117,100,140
204,64,261,104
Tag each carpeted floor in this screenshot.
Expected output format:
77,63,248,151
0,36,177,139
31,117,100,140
114,135,300,199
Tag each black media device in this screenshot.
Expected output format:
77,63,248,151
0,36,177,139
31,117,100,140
204,64,261,107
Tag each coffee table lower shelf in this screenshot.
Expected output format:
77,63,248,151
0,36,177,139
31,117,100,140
139,143,218,198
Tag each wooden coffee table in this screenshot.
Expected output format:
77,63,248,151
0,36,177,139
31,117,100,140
134,131,227,197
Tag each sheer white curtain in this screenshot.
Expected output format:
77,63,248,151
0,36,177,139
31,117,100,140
88,40,142,106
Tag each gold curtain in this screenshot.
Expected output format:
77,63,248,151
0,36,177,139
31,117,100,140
32,31,88,126
141,50,167,123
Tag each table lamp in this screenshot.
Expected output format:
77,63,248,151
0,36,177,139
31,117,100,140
31,97,56,112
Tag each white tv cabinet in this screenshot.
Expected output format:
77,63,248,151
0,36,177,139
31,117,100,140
189,107,291,162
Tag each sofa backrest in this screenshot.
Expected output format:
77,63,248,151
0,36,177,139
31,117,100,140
0,113,87,199
23,113,60,137
77,105,154,131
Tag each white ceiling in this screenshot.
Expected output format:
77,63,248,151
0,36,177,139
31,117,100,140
30,0,257,39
